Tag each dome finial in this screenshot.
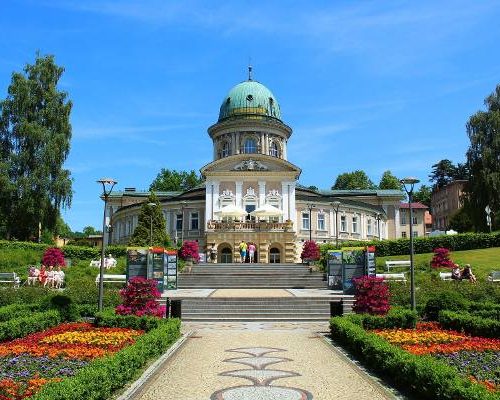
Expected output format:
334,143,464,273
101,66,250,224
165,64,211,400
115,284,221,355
248,59,253,81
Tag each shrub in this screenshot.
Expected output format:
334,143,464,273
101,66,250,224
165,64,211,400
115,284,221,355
349,307,418,329
95,310,166,331
438,310,500,338
0,303,37,322
423,291,469,321
39,294,79,322
179,241,199,262
41,247,66,267
115,277,165,318
430,248,454,269
0,310,61,341
330,317,497,400
352,276,390,315
301,240,320,261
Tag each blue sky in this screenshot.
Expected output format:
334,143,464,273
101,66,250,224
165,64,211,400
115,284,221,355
1,1,499,231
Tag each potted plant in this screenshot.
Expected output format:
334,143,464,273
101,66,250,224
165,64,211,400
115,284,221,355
180,240,200,273
301,240,320,269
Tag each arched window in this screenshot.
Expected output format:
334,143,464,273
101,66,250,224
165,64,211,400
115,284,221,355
269,141,279,157
221,141,231,158
243,138,257,154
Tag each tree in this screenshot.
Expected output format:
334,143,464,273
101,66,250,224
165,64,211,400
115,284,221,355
378,170,403,190
307,185,319,192
412,185,432,208
430,248,454,269
0,54,72,240
429,159,459,190
149,169,204,192
448,208,473,233
128,192,170,247
464,84,500,231
83,226,100,236
332,170,377,190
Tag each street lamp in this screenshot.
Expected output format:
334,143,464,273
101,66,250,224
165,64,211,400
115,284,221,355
180,201,188,244
97,178,117,312
306,203,315,241
147,202,157,246
375,213,382,240
400,177,420,311
331,201,341,247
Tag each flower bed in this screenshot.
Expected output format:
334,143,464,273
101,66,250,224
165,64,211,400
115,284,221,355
0,322,143,399
373,322,500,392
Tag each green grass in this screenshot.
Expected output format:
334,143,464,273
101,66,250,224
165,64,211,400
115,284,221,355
377,247,500,280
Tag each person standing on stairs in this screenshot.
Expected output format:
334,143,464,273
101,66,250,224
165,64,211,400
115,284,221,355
248,242,256,263
239,240,247,263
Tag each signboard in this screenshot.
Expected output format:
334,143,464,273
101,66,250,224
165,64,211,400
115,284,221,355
150,247,165,292
327,251,343,290
343,264,365,295
126,248,148,280
366,246,376,277
165,250,178,290
327,247,372,293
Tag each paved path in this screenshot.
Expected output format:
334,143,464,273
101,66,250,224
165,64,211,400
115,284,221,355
132,322,395,400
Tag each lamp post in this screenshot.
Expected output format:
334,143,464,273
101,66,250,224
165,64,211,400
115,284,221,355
147,202,157,246
375,213,382,240
331,201,341,247
306,203,315,241
400,177,420,311
97,178,117,312
180,201,188,244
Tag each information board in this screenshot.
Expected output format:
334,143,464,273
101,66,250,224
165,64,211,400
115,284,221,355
366,246,376,276
343,264,366,295
165,250,178,290
150,248,165,292
126,248,148,280
327,251,343,290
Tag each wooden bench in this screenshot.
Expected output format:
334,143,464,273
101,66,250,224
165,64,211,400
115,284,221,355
385,260,411,271
376,273,407,283
95,274,126,286
439,272,453,281
0,272,21,288
488,271,500,282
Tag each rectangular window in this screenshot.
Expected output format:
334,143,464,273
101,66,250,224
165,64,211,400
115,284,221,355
412,216,418,225
367,218,373,235
402,231,407,238
190,212,199,230
176,214,183,231
400,210,407,225
317,214,325,230
302,213,310,230
352,216,358,233
413,231,418,238
340,215,347,232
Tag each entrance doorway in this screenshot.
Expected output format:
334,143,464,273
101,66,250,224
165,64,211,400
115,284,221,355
269,247,281,263
220,247,232,263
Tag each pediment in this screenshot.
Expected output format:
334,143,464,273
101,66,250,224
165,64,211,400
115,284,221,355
201,154,301,178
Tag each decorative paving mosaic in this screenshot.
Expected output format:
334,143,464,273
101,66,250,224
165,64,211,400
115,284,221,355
210,347,313,400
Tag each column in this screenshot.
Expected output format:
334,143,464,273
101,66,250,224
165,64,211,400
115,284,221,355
281,182,289,221
235,132,240,154
212,181,220,218
205,180,212,226
258,181,266,207
288,182,297,223
329,209,335,238
394,206,400,238
235,181,243,208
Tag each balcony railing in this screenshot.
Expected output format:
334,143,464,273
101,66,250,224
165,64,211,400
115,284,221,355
207,220,293,232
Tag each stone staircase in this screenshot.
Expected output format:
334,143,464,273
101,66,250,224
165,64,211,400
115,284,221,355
178,263,326,289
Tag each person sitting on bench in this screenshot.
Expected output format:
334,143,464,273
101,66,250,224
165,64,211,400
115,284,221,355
461,264,477,283
451,264,462,281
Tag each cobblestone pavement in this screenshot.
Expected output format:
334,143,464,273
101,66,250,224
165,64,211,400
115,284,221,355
133,322,395,400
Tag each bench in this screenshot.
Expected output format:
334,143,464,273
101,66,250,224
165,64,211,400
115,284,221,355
95,274,126,286
90,260,101,267
439,272,453,281
488,271,500,282
0,272,21,288
376,273,407,283
385,260,410,271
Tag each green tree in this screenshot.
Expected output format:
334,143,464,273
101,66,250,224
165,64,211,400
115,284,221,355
332,170,377,190
378,170,403,190
464,84,500,231
55,216,72,238
307,185,319,192
412,184,432,207
448,208,473,233
129,193,170,247
149,169,204,192
429,159,458,190
0,54,72,240
82,226,101,236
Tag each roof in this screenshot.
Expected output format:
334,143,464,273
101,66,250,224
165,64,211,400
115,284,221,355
218,80,281,122
296,185,404,198
399,202,428,209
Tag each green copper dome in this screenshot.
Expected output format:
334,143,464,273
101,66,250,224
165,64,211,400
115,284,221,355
218,80,281,122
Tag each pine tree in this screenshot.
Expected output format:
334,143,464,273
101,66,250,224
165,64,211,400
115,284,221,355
128,193,170,247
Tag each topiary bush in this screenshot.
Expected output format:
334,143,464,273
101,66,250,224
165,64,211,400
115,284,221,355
301,240,320,262
115,277,165,318
41,247,66,267
352,276,390,315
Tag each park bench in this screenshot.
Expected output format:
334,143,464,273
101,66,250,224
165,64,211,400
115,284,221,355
487,271,500,282
385,260,410,271
95,274,126,286
439,272,453,281
0,272,21,288
90,260,101,267
376,273,407,283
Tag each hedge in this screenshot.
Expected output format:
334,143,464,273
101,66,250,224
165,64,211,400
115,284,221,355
346,307,418,329
438,310,500,339
330,317,497,400
0,303,37,322
94,310,168,331
320,231,500,258
31,318,181,400
0,310,61,341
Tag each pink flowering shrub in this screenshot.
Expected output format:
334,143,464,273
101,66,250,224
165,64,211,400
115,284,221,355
180,241,200,262
41,247,66,267
115,277,165,318
352,276,390,315
430,247,454,269
301,240,320,261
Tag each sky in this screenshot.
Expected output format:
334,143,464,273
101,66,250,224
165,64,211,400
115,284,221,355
1,0,500,231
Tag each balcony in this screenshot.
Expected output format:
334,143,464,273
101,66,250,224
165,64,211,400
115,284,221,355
207,220,293,232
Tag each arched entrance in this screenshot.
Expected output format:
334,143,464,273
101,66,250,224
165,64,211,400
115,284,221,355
269,247,281,263
218,244,233,263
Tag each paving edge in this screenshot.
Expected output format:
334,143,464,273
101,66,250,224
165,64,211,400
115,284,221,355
319,334,406,400
115,331,193,400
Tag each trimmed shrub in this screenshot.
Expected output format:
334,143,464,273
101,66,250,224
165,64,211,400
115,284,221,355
115,277,165,318
330,317,497,400
42,247,66,267
301,240,320,261
352,276,390,315
94,310,166,331
349,307,418,329
39,294,79,322
438,310,500,338
0,310,61,341
423,291,469,321
0,303,36,322
31,318,181,400
179,241,199,262
430,248,454,269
